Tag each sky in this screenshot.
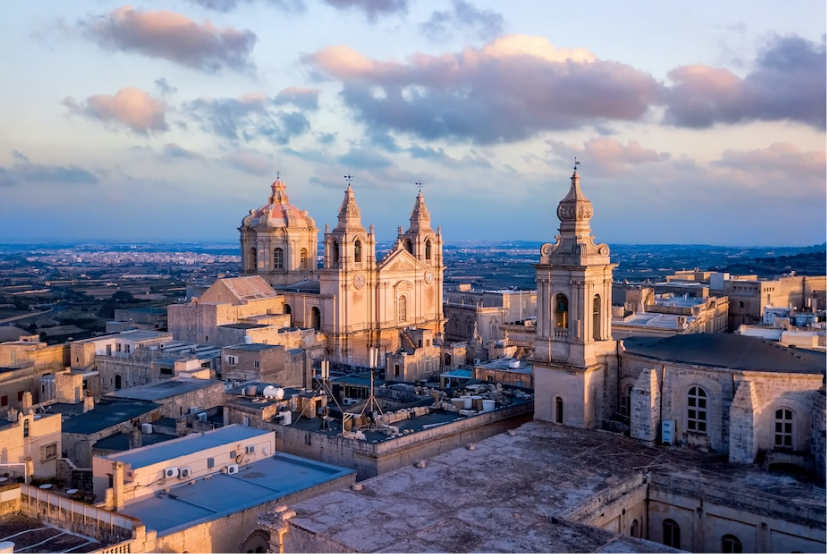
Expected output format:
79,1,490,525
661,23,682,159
0,1,824,246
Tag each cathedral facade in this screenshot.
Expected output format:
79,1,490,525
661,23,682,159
238,177,445,366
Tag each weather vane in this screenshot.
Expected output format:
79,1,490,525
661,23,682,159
415,179,423,192
344,173,353,186
574,157,581,171
276,170,280,179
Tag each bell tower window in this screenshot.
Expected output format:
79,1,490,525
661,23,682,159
249,247,258,271
331,240,340,265
555,294,569,328
274,248,284,270
300,248,308,269
403,238,413,254
593,295,601,340
354,239,362,263
425,239,432,260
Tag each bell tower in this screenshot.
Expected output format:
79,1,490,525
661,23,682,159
533,163,617,429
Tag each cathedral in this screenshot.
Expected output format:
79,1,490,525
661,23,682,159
238,177,445,367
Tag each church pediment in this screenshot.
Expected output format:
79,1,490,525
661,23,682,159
377,248,422,273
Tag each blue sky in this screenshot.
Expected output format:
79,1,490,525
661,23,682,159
0,0,824,246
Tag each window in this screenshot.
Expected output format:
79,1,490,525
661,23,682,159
630,519,639,538
555,397,564,424
42,443,58,461
620,385,632,420
227,356,237,367
115,374,122,390
555,294,569,328
331,240,339,264
18,391,24,401
354,239,362,263
398,295,407,322
663,519,680,549
207,457,215,469
403,239,413,254
250,247,258,270
0,395,7,407
300,248,308,269
722,534,742,553
274,248,284,269
23,419,29,438
592,295,601,340
425,239,432,260
687,386,707,434
394,364,400,376
311,307,321,330
125,344,130,354
774,408,793,449
243,416,250,427
254,360,259,369
117,343,122,353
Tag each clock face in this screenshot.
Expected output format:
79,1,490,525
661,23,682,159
353,273,365,289
424,270,434,284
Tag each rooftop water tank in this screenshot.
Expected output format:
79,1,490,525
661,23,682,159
246,385,257,396
244,335,253,344
508,359,521,369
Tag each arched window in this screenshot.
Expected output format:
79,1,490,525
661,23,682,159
274,247,284,270
687,386,707,434
249,247,257,270
23,419,29,438
311,307,321,330
663,519,680,549
620,384,632,420
331,240,340,264
592,294,601,340
630,519,639,538
774,408,793,449
722,534,742,553
394,364,400,376
300,248,308,269
425,239,432,260
555,397,564,424
555,294,569,328
403,238,413,254
398,295,407,322
283,304,291,315
115,374,122,390
354,239,362,263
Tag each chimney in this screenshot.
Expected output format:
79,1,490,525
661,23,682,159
129,426,142,449
113,461,125,511
21,392,33,415
82,390,95,413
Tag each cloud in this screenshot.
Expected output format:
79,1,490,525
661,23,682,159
322,0,408,21
336,147,393,169
0,158,99,187
664,35,826,130
222,149,274,175
184,0,305,13
186,93,311,144
274,87,320,111
63,87,168,135
546,137,670,176
304,34,660,144
420,1,504,42
161,143,204,161
711,142,826,189
11,150,29,163
408,145,492,169
79,6,257,72
155,77,178,96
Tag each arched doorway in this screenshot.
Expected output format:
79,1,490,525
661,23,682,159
311,307,321,330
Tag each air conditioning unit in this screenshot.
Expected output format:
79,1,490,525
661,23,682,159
262,446,270,456
246,445,255,454
179,467,191,479
342,398,359,406
197,412,208,422
164,467,179,479
223,464,239,475
662,420,675,445
188,406,199,415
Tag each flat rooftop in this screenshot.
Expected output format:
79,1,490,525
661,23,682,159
93,430,177,452
103,425,270,469
119,452,354,536
224,342,281,351
623,333,826,373
58,400,160,435
105,377,221,402
477,358,533,374
219,322,267,330
287,421,825,553
614,312,696,330
0,513,103,552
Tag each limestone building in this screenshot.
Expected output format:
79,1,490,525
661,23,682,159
532,168,826,477
232,176,446,369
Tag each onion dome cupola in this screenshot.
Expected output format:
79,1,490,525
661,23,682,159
241,178,316,230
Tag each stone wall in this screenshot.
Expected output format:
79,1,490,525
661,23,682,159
811,389,825,480
630,368,659,445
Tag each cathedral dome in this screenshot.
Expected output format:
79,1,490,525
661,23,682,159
242,178,316,230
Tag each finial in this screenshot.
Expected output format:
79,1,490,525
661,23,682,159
573,157,581,172
415,179,423,192
276,170,280,180
344,173,353,187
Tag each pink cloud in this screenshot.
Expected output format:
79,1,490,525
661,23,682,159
63,87,168,134
547,137,669,176
80,6,256,72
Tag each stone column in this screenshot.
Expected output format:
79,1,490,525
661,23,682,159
630,369,660,446
259,505,297,553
